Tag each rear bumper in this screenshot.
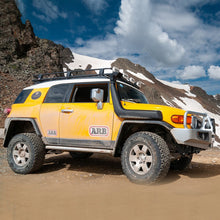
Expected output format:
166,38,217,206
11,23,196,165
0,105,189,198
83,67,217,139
170,111,215,149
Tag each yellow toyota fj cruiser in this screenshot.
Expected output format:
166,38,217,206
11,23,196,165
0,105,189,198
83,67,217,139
3,68,215,184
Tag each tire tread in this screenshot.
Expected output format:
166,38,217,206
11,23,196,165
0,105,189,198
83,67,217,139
7,133,45,174
121,131,170,184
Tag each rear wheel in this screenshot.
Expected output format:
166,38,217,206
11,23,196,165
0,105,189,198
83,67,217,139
121,132,170,184
69,152,93,159
7,133,45,174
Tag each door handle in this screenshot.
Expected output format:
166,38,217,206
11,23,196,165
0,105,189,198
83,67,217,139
61,109,73,113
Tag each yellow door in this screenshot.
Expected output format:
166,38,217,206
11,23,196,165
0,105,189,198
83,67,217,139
59,82,114,148
59,102,114,145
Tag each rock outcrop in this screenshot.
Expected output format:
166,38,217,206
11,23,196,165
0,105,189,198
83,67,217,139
0,0,74,126
0,0,73,81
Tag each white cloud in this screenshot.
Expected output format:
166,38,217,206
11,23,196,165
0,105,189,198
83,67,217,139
208,65,220,79
114,0,185,65
72,34,118,59
179,65,206,80
32,0,67,23
74,0,185,65
72,0,220,95
153,4,198,32
75,38,85,46
82,0,108,14
154,0,216,8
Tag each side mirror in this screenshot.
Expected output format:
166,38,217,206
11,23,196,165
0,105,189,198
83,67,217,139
91,88,104,110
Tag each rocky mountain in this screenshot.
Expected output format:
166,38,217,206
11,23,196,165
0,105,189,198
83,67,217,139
0,0,219,146
0,0,74,77
0,0,73,126
214,94,220,105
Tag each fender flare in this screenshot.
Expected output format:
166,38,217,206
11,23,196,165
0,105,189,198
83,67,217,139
3,118,42,147
112,120,174,156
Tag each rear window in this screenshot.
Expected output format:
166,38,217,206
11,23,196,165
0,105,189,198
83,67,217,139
44,84,72,103
14,89,33,104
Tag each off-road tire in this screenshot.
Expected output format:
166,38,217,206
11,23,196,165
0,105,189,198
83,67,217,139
69,152,93,159
121,131,170,184
170,155,193,171
7,133,45,174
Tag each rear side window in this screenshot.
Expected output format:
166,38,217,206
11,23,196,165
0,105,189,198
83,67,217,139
44,84,72,103
14,89,33,104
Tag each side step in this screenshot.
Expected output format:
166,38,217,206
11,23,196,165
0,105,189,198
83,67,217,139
45,145,113,154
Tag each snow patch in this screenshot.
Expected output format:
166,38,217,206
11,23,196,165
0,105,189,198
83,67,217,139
161,96,174,107
65,52,114,70
158,79,196,97
126,70,155,84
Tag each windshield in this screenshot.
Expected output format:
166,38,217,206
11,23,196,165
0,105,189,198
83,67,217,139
117,82,148,104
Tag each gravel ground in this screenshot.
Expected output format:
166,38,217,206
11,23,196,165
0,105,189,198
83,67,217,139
0,129,4,139
1,139,220,220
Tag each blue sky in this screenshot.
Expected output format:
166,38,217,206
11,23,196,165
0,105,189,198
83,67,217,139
16,0,220,95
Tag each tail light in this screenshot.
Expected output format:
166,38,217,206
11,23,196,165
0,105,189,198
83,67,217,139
171,115,192,125
4,108,11,115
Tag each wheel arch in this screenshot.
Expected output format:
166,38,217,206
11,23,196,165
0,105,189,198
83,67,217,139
113,120,174,157
3,118,42,148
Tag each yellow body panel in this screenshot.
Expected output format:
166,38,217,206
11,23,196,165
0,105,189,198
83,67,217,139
9,88,49,119
112,115,124,141
8,86,188,141
121,101,186,128
60,102,114,140
25,88,48,104
39,103,62,137
9,104,40,119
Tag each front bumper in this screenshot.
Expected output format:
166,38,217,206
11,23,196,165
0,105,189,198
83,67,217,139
171,111,215,149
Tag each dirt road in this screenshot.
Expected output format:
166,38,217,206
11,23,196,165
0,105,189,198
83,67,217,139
1,141,220,220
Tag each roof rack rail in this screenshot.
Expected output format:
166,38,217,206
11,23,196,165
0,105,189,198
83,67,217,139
31,67,140,89
32,68,114,84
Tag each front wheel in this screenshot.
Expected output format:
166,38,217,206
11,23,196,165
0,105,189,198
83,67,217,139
7,133,45,174
121,132,170,184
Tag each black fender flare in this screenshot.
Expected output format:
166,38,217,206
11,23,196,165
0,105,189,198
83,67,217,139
112,120,174,156
3,118,42,147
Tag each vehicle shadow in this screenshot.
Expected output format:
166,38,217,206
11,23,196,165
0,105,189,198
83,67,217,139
161,162,220,185
180,161,220,179
39,153,220,184
39,153,123,175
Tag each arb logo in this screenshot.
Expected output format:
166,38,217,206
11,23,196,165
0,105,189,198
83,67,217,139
89,126,109,137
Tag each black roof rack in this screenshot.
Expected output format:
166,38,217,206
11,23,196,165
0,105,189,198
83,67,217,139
32,67,140,89
32,68,115,84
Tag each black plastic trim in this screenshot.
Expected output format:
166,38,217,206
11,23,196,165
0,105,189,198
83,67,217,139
45,138,115,149
110,82,162,120
112,120,174,156
3,118,42,147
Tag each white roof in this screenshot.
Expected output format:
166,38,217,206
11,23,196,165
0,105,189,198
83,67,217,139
25,78,110,90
